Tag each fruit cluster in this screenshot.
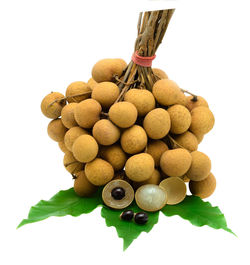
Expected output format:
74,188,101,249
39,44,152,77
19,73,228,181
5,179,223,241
41,58,216,213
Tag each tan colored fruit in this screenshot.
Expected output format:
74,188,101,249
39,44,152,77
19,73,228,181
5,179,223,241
189,106,215,135
74,99,102,128
168,104,191,134
66,81,91,103
180,175,190,182
61,103,78,128
87,78,97,90
160,149,192,177
100,144,127,171
58,141,69,153
47,119,68,142
74,171,97,197
41,92,66,119
124,89,155,116
146,140,169,166
133,169,161,189
152,68,168,79
121,125,147,154
186,151,211,181
72,135,98,163
189,172,216,198
186,96,209,111
85,158,114,186
172,131,198,152
109,102,138,128
63,151,83,174
125,153,155,182
92,119,120,146
92,58,127,83
91,82,119,108
195,132,204,144
64,126,89,151
143,108,171,139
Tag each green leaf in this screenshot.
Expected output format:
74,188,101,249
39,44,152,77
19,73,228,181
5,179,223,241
17,188,102,228
161,195,235,235
101,202,159,251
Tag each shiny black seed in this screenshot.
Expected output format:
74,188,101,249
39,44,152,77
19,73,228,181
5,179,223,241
134,212,148,225
111,187,125,200
120,210,134,221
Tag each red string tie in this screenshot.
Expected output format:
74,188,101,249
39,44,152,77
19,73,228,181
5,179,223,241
131,51,156,67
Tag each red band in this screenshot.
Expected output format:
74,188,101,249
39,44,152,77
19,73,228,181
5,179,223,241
132,51,156,67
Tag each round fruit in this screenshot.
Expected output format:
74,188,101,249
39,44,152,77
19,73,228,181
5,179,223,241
143,108,171,139
58,141,68,153
172,131,198,152
152,68,168,79
120,210,134,221
181,175,190,182
66,81,91,103
87,78,97,90
72,135,98,163
111,187,125,200
125,153,154,182
133,169,161,189
194,132,204,144
134,212,148,225
63,151,83,174
61,103,78,128
47,119,68,142
64,126,89,151
159,177,187,205
85,158,114,186
74,171,97,197
160,149,192,177
186,96,208,111
146,140,169,166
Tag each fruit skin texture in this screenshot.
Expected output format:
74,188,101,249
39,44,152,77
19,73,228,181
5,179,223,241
172,131,198,152
124,89,155,116
189,106,215,135
92,58,127,83
58,141,69,153
167,104,191,134
63,151,83,174
72,135,98,163
121,125,147,154
133,169,161,189
186,151,211,181
152,68,168,79
160,149,192,177
47,119,68,142
109,102,138,128
64,126,89,151
74,171,97,197
61,103,78,128
125,153,155,182
87,78,97,90
189,172,216,198
74,99,102,128
146,140,169,166
186,96,208,111
91,82,119,108
41,92,66,119
66,81,91,103
85,158,114,186
92,119,120,146
143,108,171,139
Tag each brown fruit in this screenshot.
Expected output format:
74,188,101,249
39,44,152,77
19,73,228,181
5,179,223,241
133,169,161,189
61,103,78,128
180,175,190,182
146,140,169,166
64,126,89,151
87,78,98,90
63,151,83,174
172,131,198,152
152,68,168,79
194,132,204,144
47,119,68,142
186,96,209,111
66,81,91,103
74,171,97,197
58,141,69,153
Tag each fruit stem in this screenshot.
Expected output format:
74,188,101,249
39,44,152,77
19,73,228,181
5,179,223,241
181,89,198,102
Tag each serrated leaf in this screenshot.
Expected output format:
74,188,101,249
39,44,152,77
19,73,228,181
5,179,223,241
17,188,102,228
161,195,235,235
101,202,159,250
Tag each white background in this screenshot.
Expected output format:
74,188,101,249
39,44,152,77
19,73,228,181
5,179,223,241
0,0,249,264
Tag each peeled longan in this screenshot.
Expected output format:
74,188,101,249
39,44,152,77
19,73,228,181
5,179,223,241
66,81,91,103
91,82,119,108
63,151,83,174
74,99,102,128
133,169,161,189
189,172,216,198
121,125,147,154
58,141,69,153
124,89,155,116
64,126,89,151
92,119,120,146
72,135,98,163
146,140,169,166
109,102,138,128
85,158,114,186
186,96,209,111
168,104,191,134
189,106,215,135
47,119,68,142
160,149,192,177
143,108,171,139
92,58,127,83
87,78,97,90
61,103,78,128
186,151,211,181
172,131,198,152
41,92,66,119
125,153,155,182
74,171,97,197
152,68,168,79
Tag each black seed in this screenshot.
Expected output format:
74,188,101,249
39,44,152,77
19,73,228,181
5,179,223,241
120,210,134,221
134,212,148,225
111,187,125,200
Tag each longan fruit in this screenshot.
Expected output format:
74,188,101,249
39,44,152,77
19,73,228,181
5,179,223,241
74,170,97,197
85,158,114,186
146,140,169,167
61,103,78,128
92,58,127,83
160,149,192,177
121,125,147,154
189,172,216,198
41,92,66,119
133,169,161,189
167,104,191,134
125,153,155,182
47,119,68,142
74,99,102,128
87,78,97,90
186,151,211,181
143,108,171,139
194,132,204,144
66,81,91,103
189,106,215,135
180,175,190,182
72,135,98,163
91,82,119,108
172,131,198,152
63,151,83,174
152,68,168,79
186,96,209,111
64,126,89,151
58,141,69,153
108,102,138,128
124,89,155,116
92,119,120,146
